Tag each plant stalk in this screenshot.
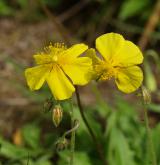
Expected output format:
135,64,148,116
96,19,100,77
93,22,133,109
75,86,107,165
69,99,75,165
143,106,157,165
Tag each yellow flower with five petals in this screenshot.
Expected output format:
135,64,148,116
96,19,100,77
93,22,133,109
25,43,92,100
87,33,143,93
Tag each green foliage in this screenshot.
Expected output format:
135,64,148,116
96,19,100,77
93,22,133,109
119,0,150,20
148,104,160,113
0,136,32,160
58,151,92,165
22,124,41,149
0,0,13,16
107,128,136,165
57,96,160,165
16,0,28,9
144,59,157,92
0,123,53,164
105,98,146,165
152,124,160,163
1,96,160,164
2,53,160,164
144,50,160,92
0,0,62,18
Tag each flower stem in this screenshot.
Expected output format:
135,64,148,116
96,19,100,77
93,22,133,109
143,106,157,165
75,86,107,165
69,99,75,165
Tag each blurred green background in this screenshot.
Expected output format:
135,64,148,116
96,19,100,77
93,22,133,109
0,0,160,164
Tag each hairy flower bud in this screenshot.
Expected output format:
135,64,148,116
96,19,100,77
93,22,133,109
52,105,63,127
55,137,68,151
142,86,151,104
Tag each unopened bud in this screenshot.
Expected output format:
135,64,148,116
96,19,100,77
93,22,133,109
55,137,68,151
52,105,63,127
141,86,151,104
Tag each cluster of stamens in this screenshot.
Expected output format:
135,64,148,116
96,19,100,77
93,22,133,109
44,42,67,55
95,62,116,81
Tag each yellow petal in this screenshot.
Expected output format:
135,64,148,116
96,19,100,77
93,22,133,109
46,65,75,100
112,41,143,67
115,66,143,93
33,54,52,65
62,57,93,85
96,33,125,61
59,44,88,62
25,64,51,90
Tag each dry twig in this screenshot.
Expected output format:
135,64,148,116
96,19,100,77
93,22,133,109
138,0,160,51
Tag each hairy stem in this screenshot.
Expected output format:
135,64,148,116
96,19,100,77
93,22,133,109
69,99,75,165
143,106,157,165
75,86,107,165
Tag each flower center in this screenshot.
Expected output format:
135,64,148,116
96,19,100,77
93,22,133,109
95,61,118,81
44,43,67,62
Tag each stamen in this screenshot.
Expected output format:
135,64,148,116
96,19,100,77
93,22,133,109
95,62,117,81
53,42,67,49
44,42,67,55
99,70,115,81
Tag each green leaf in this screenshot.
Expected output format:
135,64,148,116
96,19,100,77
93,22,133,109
148,104,160,113
105,97,147,165
144,59,157,92
119,0,150,20
146,50,160,72
34,158,52,165
22,124,41,149
0,136,31,159
58,150,92,165
21,159,52,165
107,129,137,165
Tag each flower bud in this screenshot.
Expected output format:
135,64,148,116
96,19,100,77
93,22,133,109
141,86,151,104
55,137,68,151
52,105,63,127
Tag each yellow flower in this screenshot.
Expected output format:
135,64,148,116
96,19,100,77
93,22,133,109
88,33,143,93
25,43,92,100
